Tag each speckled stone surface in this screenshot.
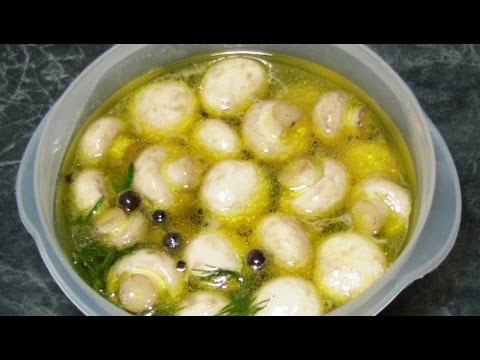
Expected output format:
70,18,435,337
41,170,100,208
1,44,478,316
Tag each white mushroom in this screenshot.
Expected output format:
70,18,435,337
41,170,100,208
118,274,159,314
312,91,347,140
351,198,390,236
315,232,386,300
184,232,241,283
255,276,322,316
107,249,183,312
361,178,412,218
177,292,228,316
165,156,200,190
257,213,311,268
194,119,241,158
292,159,348,214
133,146,173,206
344,105,363,129
280,158,349,215
94,208,146,249
200,57,267,117
79,117,124,161
343,105,379,140
200,160,268,219
278,157,323,191
72,169,106,212
134,80,197,135
241,100,302,160
350,178,411,236
344,105,365,136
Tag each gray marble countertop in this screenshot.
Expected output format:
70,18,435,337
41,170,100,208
1,44,477,316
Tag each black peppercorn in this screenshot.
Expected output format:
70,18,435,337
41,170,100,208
176,260,186,272
247,249,266,270
152,209,168,223
118,190,141,212
163,232,182,250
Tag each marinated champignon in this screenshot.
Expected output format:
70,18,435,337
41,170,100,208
278,157,322,192
315,232,386,300
200,57,267,117
79,117,124,161
292,159,348,215
72,169,106,212
94,208,146,249
200,160,269,221
351,178,411,236
133,146,173,207
134,80,197,136
280,158,348,215
351,198,390,236
342,105,380,140
241,100,303,160
312,91,348,141
184,232,241,281
177,291,228,316
118,274,158,314
344,105,373,138
194,119,241,158
255,276,322,316
257,213,311,268
107,249,183,313
165,156,200,190
344,106,364,131
361,178,411,218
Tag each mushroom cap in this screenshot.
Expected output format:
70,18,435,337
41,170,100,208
72,169,106,213
255,276,322,316
280,158,349,216
79,116,124,161
315,232,386,300
242,100,303,160
257,213,311,268
200,57,267,117
94,208,146,249
312,91,348,140
107,249,183,297
118,274,159,314
361,177,411,218
133,80,198,137
193,118,241,159
184,231,242,282
133,146,173,207
200,160,270,224
165,156,201,190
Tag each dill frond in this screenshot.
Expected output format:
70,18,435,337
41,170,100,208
192,266,268,316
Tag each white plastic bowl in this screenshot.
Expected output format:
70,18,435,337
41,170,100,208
16,45,461,315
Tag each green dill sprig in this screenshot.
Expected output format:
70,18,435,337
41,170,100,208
71,239,141,292
192,265,244,288
82,196,105,225
193,266,268,316
72,240,117,291
216,280,269,316
113,162,135,194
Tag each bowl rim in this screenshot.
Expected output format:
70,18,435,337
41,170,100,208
31,44,436,316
